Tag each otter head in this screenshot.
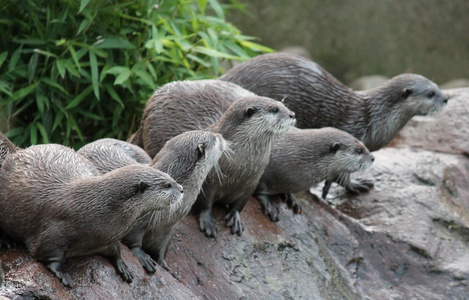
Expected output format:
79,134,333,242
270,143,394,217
216,96,296,139
325,129,374,179
384,74,448,119
152,130,226,186
107,165,184,215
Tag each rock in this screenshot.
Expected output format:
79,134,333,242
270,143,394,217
390,88,469,155
349,75,389,91
1,90,469,300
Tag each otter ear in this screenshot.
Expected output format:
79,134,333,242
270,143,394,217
330,142,340,153
197,142,206,158
244,107,256,118
402,88,413,99
136,181,149,194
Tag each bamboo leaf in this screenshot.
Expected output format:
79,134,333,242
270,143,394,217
36,122,49,143
30,124,38,145
10,83,39,102
8,46,22,71
0,51,8,69
79,0,91,13
65,85,93,109
198,0,208,14
192,46,240,60
89,51,100,100
208,0,224,19
42,78,70,95
56,59,66,78
28,53,39,82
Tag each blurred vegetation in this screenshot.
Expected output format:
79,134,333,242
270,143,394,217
0,0,271,148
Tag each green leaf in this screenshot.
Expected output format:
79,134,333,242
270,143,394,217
36,122,49,143
63,59,80,77
36,93,48,114
77,18,91,35
104,84,124,108
0,80,12,97
89,51,99,100
56,59,66,78
0,51,8,69
94,37,136,49
10,83,39,102
112,68,132,85
65,85,93,109
28,53,39,82
30,124,38,145
42,78,70,95
192,46,240,60
8,46,22,71
34,49,57,58
208,0,224,19
67,44,81,71
79,0,91,13
134,69,155,89
198,0,208,14
239,40,274,53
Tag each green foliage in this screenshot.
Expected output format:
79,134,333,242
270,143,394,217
0,0,271,148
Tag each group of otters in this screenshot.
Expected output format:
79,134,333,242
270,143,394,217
0,53,449,288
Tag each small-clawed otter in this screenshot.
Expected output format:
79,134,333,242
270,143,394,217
220,53,449,194
79,131,225,271
130,80,296,237
255,127,374,221
0,143,183,287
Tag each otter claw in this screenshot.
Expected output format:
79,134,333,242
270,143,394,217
255,194,280,222
346,179,374,194
224,210,244,236
199,210,217,238
132,247,157,273
280,193,302,214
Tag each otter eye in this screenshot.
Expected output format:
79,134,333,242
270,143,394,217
427,91,435,98
330,142,340,153
356,148,363,154
270,107,279,113
164,183,172,189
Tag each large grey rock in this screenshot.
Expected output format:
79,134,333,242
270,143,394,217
1,89,468,300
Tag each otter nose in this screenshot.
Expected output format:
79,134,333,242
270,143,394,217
370,154,375,162
289,112,296,119
443,96,449,104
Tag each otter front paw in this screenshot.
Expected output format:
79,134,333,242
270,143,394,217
346,179,374,194
199,210,218,238
281,193,302,214
224,210,244,236
255,194,280,222
47,261,74,288
132,247,158,273
115,258,134,283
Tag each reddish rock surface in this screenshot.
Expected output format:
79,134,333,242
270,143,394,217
1,88,469,299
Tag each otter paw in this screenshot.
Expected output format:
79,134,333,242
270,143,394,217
115,258,134,283
132,247,157,273
47,261,74,288
255,194,280,222
158,258,171,272
346,179,374,194
322,180,333,199
281,193,302,214
199,210,217,238
224,210,244,236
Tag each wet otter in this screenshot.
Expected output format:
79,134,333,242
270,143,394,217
79,131,225,271
0,144,183,287
220,53,449,194
130,80,296,237
255,127,374,221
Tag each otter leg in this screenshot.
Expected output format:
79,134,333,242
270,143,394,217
142,227,173,272
0,230,16,248
199,209,218,238
224,197,249,236
280,193,302,214
254,193,280,222
101,242,133,283
345,179,374,194
122,226,158,273
34,238,73,287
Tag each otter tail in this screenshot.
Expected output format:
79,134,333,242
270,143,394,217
0,132,19,166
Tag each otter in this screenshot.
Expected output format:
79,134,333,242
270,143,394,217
79,130,225,271
220,53,449,194
0,144,183,287
255,127,374,222
0,259,3,286
130,80,296,237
